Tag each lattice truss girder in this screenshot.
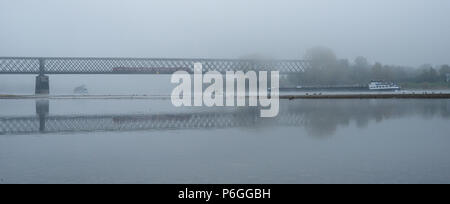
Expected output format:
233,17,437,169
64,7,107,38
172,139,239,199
0,57,311,74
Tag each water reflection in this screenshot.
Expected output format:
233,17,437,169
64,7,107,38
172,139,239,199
283,99,450,137
0,99,449,136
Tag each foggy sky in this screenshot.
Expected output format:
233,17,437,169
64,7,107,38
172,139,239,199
0,0,449,67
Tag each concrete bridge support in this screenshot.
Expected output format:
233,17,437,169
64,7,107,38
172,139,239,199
35,58,49,95
35,75,49,95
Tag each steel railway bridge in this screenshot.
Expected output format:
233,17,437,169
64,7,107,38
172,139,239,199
0,57,311,94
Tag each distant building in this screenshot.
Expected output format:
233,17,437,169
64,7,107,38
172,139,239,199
447,73,450,83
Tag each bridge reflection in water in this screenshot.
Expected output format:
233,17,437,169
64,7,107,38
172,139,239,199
0,99,449,136
0,100,307,135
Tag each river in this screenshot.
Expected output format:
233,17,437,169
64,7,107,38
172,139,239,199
1,75,450,183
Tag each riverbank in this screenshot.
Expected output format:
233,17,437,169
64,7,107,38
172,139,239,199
0,94,171,100
400,82,450,90
280,93,450,99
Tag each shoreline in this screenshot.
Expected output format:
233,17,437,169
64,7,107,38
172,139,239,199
280,93,450,99
1,93,450,100
0,94,171,100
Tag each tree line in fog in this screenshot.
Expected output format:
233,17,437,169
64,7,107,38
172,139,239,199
286,47,450,87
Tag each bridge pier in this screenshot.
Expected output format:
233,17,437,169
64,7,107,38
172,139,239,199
35,75,49,95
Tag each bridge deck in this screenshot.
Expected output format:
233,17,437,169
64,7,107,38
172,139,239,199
0,57,310,74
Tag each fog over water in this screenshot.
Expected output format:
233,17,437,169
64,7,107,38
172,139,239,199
0,75,175,95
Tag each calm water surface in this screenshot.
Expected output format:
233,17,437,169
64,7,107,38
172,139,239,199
1,98,450,184
1,75,450,183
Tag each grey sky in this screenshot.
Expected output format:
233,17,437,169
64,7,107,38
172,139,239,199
0,0,449,66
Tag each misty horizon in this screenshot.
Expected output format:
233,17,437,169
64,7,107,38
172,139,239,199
1,0,449,67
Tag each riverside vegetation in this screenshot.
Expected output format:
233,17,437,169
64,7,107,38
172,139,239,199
284,47,450,89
